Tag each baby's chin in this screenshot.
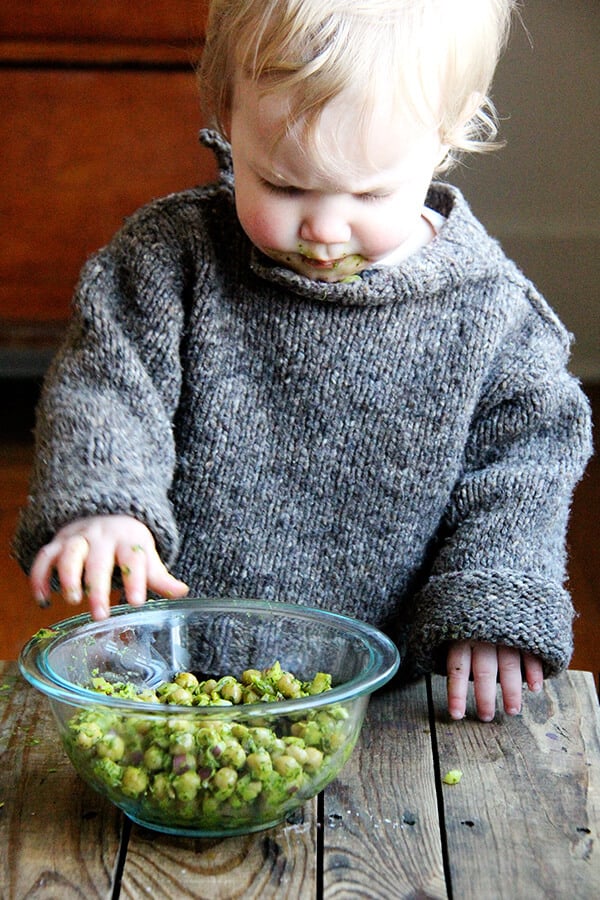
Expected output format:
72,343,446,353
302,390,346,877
264,249,370,283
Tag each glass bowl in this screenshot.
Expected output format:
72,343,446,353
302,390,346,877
19,598,399,837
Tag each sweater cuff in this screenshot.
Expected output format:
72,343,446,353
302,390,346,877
406,569,574,679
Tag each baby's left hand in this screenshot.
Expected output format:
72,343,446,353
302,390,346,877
446,640,544,722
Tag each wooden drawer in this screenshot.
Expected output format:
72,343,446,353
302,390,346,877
2,68,216,324
1,2,214,368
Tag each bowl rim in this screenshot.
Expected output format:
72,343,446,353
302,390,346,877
18,597,400,716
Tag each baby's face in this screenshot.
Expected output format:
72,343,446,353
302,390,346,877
229,79,445,283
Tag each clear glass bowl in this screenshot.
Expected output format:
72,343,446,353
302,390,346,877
19,598,400,837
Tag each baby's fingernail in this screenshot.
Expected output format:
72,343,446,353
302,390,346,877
35,595,51,609
64,588,81,604
506,707,520,716
530,682,542,693
129,592,146,607
93,606,110,621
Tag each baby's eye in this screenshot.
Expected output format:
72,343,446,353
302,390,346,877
356,191,392,203
259,178,303,197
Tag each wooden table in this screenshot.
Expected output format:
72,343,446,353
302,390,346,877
1,662,599,899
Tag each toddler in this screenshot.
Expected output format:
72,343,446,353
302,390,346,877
14,0,592,721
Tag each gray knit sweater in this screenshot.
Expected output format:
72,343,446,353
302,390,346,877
14,131,592,678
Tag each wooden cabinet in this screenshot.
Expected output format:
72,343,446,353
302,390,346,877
1,2,215,374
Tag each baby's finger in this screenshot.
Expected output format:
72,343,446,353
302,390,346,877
146,551,189,600
523,652,544,693
117,542,152,607
497,645,524,716
446,640,472,720
30,541,62,606
471,642,499,722
54,534,90,605
83,544,117,621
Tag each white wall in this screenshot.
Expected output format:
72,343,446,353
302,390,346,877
451,0,599,382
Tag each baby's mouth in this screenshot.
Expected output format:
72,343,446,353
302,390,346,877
303,257,343,269
264,247,367,281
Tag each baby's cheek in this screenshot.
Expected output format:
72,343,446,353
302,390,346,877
361,217,409,259
238,205,290,253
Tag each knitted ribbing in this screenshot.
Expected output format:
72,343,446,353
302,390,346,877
13,133,592,678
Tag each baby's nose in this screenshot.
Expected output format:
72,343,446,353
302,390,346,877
299,208,351,246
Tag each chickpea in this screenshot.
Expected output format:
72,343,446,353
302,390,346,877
246,749,273,779
304,747,324,772
75,721,103,750
250,727,273,748
212,766,238,796
221,741,247,769
285,743,308,766
175,672,199,690
277,673,302,698
236,776,263,802
167,686,194,706
151,773,175,801
308,672,332,695
122,766,149,797
242,687,261,704
273,755,302,778
231,723,250,743
219,680,243,704
300,721,322,747
173,770,201,801
136,690,159,704
169,730,195,755
241,668,262,685
167,717,195,733
143,745,168,772
96,733,125,762
270,738,286,755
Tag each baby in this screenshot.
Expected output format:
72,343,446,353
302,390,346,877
14,0,592,722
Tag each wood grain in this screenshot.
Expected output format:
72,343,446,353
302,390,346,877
1,39,199,65
429,671,600,899
322,681,447,899
0,1,209,42
2,666,600,898
2,68,217,324
121,805,317,899
0,661,123,899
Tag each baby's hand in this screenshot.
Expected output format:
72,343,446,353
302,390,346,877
30,515,189,621
446,640,543,722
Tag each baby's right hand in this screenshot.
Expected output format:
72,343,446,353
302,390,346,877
30,515,189,621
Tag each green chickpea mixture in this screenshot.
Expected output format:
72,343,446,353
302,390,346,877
66,661,355,830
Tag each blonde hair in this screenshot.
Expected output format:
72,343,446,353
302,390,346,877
199,0,517,170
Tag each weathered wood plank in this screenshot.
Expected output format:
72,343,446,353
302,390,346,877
322,679,448,899
0,661,123,898
430,671,600,899
120,801,317,899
